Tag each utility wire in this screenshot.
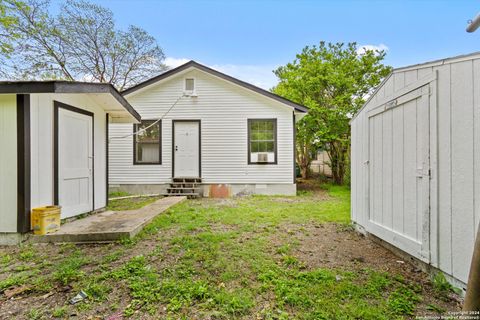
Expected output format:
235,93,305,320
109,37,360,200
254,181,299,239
109,94,186,141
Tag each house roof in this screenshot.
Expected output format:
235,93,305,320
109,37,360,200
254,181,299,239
0,81,141,122
122,60,309,113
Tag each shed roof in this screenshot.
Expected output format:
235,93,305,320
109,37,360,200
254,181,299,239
122,60,309,113
0,81,141,122
352,51,480,122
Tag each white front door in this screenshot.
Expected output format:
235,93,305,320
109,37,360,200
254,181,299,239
173,121,200,177
58,108,93,218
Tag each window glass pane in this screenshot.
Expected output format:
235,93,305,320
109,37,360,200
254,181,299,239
266,141,274,152
137,143,159,162
265,121,274,130
251,131,261,141
264,131,274,140
251,141,259,152
135,120,160,163
259,142,267,152
185,78,195,91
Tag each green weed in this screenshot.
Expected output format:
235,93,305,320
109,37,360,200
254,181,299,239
27,308,43,320
387,286,421,316
53,251,89,285
107,196,161,211
52,306,67,318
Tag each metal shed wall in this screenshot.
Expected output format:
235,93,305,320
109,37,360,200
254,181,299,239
351,53,480,287
0,95,17,233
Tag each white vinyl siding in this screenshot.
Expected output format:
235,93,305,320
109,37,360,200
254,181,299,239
110,69,295,185
30,93,108,212
0,95,17,232
351,53,480,287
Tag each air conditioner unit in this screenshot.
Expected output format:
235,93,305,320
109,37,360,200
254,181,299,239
184,91,197,97
257,153,269,163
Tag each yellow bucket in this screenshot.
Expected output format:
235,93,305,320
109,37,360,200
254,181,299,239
31,206,61,235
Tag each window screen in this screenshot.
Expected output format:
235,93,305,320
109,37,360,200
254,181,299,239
134,120,161,164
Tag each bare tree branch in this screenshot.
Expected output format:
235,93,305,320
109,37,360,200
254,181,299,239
0,0,166,88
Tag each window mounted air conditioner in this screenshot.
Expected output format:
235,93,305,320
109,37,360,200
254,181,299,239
257,153,269,163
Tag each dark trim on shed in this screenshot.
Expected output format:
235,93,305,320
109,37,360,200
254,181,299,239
53,101,95,212
16,94,31,233
122,60,308,113
133,120,162,165
172,120,201,178
247,118,278,165
0,81,140,122
106,113,109,206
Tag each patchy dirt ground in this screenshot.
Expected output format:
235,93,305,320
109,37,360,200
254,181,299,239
0,181,462,319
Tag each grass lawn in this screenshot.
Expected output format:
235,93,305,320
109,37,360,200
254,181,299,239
0,181,460,319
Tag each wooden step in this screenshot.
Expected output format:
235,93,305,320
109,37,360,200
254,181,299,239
169,183,201,188
172,177,202,183
165,178,203,198
167,187,201,191
161,192,200,199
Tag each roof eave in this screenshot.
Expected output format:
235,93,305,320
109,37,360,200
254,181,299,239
0,81,141,122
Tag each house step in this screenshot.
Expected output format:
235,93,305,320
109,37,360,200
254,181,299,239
172,177,202,183
161,192,200,199
170,183,201,188
164,177,203,198
167,187,201,191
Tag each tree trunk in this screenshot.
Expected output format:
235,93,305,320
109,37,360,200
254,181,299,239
300,166,308,179
327,140,347,185
296,140,311,180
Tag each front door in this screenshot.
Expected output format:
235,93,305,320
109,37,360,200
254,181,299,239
58,106,94,218
173,121,200,177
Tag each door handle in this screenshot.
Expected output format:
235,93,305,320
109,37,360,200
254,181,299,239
175,146,178,151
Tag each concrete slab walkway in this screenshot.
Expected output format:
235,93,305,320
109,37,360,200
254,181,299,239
32,196,186,243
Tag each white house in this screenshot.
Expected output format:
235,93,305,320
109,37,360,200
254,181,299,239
109,61,308,196
351,52,480,290
0,81,140,244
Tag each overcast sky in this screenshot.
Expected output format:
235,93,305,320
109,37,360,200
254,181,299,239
57,0,480,89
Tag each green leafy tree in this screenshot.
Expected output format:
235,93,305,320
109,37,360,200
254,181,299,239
274,42,391,184
0,0,19,54
1,0,166,90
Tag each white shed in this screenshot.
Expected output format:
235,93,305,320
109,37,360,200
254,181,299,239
0,81,140,244
351,52,480,289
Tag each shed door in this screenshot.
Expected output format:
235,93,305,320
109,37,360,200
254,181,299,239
173,121,200,177
367,84,431,262
58,108,93,218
